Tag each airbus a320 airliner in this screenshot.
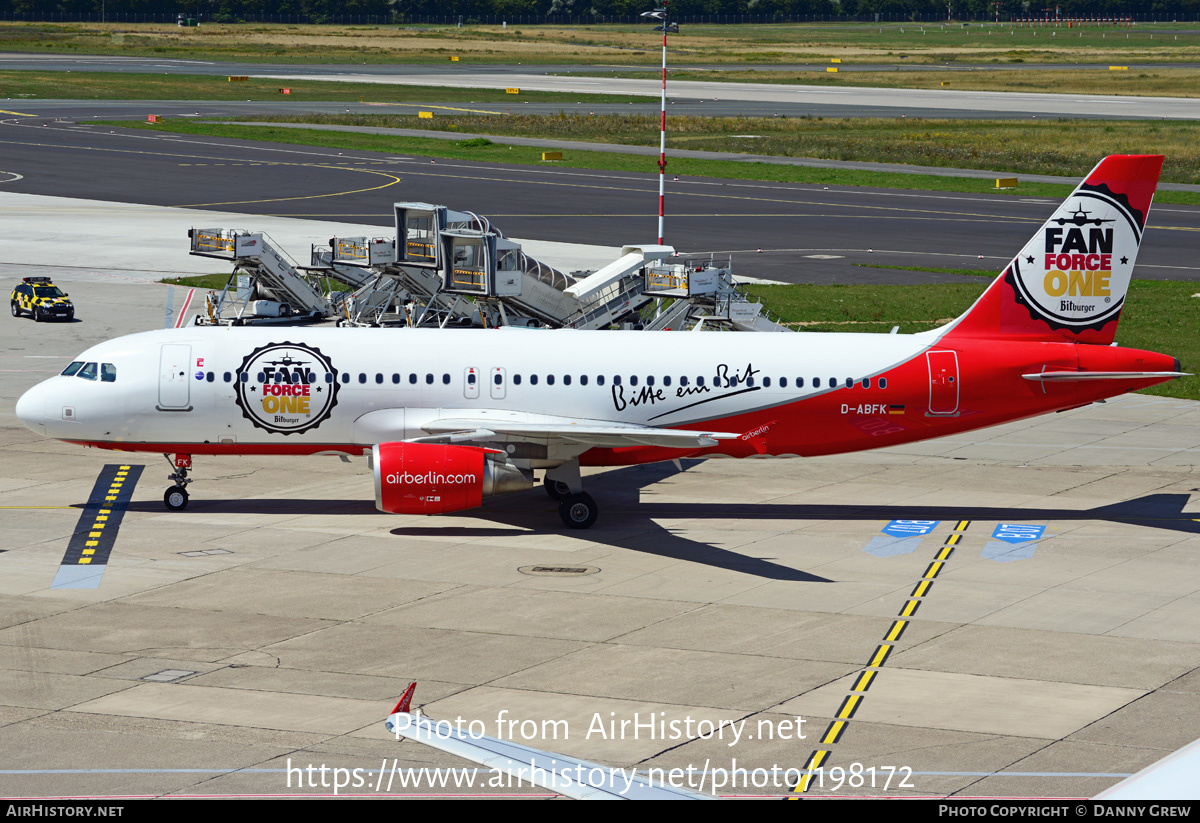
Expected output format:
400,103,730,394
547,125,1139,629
15,155,1186,529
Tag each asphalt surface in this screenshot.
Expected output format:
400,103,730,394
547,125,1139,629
3,105,1200,284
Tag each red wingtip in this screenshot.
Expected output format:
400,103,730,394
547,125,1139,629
391,682,417,715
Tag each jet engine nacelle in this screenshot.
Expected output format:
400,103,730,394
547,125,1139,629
371,442,533,515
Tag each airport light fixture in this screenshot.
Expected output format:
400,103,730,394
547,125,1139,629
641,5,671,245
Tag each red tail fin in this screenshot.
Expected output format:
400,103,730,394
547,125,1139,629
942,155,1163,345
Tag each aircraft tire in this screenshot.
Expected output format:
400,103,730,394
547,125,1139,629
543,477,571,500
164,485,189,511
558,493,598,529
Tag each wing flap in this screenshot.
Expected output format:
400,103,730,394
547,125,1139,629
419,411,737,450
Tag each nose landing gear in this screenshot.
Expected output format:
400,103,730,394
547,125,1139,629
163,453,193,511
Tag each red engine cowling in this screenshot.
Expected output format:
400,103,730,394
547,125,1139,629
373,442,490,515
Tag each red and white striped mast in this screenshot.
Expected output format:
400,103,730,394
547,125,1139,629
641,4,672,245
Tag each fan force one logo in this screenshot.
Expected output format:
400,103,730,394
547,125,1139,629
234,342,339,435
1009,190,1140,330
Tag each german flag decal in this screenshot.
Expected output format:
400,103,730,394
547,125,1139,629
888,404,906,415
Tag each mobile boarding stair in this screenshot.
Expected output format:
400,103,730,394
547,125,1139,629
189,229,338,325
328,203,586,329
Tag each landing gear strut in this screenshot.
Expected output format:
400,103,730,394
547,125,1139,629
545,460,598,529
163,453,193,511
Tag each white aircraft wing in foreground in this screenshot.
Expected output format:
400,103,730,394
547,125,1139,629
384,684,715,800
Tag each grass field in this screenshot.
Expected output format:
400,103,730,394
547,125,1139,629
4,21,1200,66
227,112,1200,186
108,118,1200,205
0,71,637,104
105,118,1103,200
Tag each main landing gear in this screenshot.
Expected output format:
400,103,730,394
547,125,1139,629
543,461,598,529
163,453,193,511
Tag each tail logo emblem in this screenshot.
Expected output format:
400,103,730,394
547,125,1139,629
1011,190,1140,330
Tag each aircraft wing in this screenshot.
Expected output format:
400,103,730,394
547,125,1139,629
416,409,739,450
384,708,715,800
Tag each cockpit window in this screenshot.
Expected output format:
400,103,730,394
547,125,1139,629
77,362,98,381
101,363,117,383
61,362,83,377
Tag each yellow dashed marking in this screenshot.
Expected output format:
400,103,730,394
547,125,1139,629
936,546,955,561
851,670,877,692
868,644,892,668
899,599,921,618
945,533,961,546
955,520,970,531
912,579,933,598
835,694,861,720
821,721,847,745
923,561,944,579
792,750,830,795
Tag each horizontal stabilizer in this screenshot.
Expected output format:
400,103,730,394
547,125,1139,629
1021,371,1189,382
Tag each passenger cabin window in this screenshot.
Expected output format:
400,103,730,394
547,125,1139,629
392,374,400,384
863,378,871,389
813,378,821,388
204,371,213,383
341,373,350,384
514,374,522,385
224,372,233,383
375,373,384,384
442,374,450,385
425,373,433,385
547,375,555,386
880,378,888,389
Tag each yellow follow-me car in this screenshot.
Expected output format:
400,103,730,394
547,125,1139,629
10,277,74,322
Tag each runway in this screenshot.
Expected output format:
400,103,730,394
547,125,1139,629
3,108,1200,285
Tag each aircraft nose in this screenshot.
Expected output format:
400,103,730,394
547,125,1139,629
15,383,46,436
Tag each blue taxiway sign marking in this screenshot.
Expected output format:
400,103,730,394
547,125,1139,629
882,520,939,538
863,520,940,557
981,523,1047,562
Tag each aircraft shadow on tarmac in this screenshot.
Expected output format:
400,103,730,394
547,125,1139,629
121,461,1200,583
